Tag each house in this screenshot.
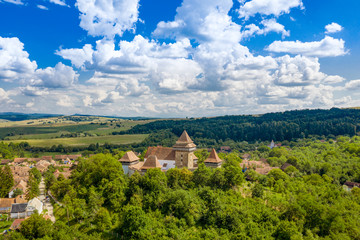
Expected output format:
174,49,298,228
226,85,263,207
9,180,28,198
13,158,27,164
0,196,27,213
41,156,53,161
54,168,72,179
0,159,10,165
55,154,81,161
10,198,43,219
119,151,140,175
220,146,231,153
10,203,28,219
26,198,43,215
0,198,16,213
144,130,198,171
27,158,42,163
204,148,223,168
10,218,26,230
343,181,360,191
242,154,251,161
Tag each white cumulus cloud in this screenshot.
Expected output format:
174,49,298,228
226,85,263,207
325,22,343,34
266,36,347,57
76,0,140,38
238,0,304,20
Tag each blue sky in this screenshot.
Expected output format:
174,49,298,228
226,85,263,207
0,0,359,117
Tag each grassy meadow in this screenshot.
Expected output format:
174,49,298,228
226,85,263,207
3,134,148,147
0,116,153,147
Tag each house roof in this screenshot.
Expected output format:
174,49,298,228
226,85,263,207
344,181,360,188
173,130,196,149
10,219,26,229
11,203,28,213
41,156,53,161
119,151,140,162
13,158,27,163
204,149,222,163
27,158,41,162
0,198,16,209
129,161,144,171
141,155,162,170
27,197,43,212
145,146,176,161
0,159,10,165
55,154,81,160
12,180,28,192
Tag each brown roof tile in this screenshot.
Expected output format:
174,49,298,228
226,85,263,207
204,148,222,163
0,198,16,209
145,146,176,161
141,155,162,170
119,151,140,162
13,158,27,163
173,130,196,149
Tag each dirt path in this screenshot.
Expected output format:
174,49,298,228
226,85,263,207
39,177,55,222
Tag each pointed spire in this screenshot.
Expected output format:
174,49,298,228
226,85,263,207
173,130,196,149
141,155,162,170
119,151,140,162
204,148,222,163
177,130,193,143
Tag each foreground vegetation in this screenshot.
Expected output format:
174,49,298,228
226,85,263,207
1,135,360,239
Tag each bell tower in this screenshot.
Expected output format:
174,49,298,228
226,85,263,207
173,130,197,169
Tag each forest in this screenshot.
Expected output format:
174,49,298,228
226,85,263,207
115,108,360,142
1,135,360,239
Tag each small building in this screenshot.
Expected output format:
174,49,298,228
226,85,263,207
10,197,43,219
119,151,140,175
343,181,360,191
268,140,276,149
55,154,81,161
220,146,231,153
9,180,28,198
0,198,16,213
10,218,26,230
13,158,27,164
0,159,10,165
204,148,223,168
10,203,28,219
140,155,162,173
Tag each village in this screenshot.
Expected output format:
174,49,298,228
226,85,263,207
1,130,359,235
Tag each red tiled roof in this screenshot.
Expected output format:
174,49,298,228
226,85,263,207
204,149,222,163
13,158,27,163
11,219,26,229
173,130,196,149
145,146,176,161
141,155,162,170
119,151,140,162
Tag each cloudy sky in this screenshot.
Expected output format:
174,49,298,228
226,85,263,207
0,0,359,117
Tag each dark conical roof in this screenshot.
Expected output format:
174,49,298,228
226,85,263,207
204,149,222,163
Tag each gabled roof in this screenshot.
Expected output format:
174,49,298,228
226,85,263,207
11,203,28,213
0,159,10,165
141,155,162,170
119,151,140,162
14,158,27,163
0,198,16,209
145,146,176,161
11,218,26,229
204,149,222,163
12,180,28,192
173,130,196,149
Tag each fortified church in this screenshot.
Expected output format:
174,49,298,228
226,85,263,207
119,130,222,175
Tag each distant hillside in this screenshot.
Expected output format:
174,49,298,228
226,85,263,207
116,108,360,142
0,112,62,121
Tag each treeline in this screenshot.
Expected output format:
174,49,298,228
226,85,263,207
114,108,360,142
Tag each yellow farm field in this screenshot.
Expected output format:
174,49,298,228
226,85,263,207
3,134,148,147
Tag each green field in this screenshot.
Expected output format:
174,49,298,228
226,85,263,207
3,134,148,147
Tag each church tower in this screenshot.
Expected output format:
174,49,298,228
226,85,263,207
173,130,197,169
